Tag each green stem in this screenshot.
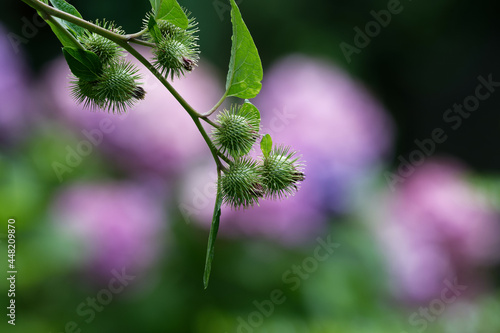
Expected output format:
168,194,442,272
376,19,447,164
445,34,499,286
120,44,230,169
202,91,228,117
23,0,125,43
192,117,230,168
203,176,223,289
216,150,231,164
201,117,220,128
119,43,201,117
129,39,156,48
125,28,148,39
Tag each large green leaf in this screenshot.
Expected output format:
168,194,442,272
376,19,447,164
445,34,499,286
49,0,86,37
62,47,102,81
152,0,189,29
225,0,263,99
203,186,223,289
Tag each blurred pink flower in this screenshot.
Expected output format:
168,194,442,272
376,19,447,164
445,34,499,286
50,182,166,279
369,159,500,302
44,48,223,176
256,55,394,213
180,54,394,245
0,25,32,145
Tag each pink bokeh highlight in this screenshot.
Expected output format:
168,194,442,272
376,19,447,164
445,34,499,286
369,159,500,302
50,182,167,279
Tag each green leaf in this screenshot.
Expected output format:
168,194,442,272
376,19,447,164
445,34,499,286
241,99,260,122
240,100,261,135
49,0,86,37
260,134,272,158
153,0,189,29
44,19,81,48
147,16,162,43
203,185,223,289
225,0,263,99
62,47,102,81
149,0,161,14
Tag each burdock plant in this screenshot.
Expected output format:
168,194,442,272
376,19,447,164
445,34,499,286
21,0,305,288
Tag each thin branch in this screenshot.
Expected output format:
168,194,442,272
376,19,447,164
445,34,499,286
201,117,220,128
192,117,228,170
115,43,227,169
129,38,156,48
125,28,148,40
202,91,228,117
23,0,126,44
216,150,232,165
119,43,202,117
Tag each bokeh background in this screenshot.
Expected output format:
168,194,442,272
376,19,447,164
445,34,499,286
2,0,500,332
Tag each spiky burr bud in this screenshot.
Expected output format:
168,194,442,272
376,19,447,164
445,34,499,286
146,12,200,80
78,20,124,65
70,61,145,114
212,104,260,159
260,145,305,199
219,158,264,209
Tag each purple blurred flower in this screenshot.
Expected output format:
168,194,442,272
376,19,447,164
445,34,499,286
50,182,166,279
257,55,393,213
44,48,223,177
0,25,32,145
370,159,500,302
180,55,394,244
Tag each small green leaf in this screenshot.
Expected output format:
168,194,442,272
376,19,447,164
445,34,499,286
153,0,189,29
260,134,272,158
62,47,102,81
147,16,162,43
240,99,261,123
203,185,223,289
49,0,86,37
225,0,263,99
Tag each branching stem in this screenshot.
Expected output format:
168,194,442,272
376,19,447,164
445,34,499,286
22,0,229,171
203,91,228,117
